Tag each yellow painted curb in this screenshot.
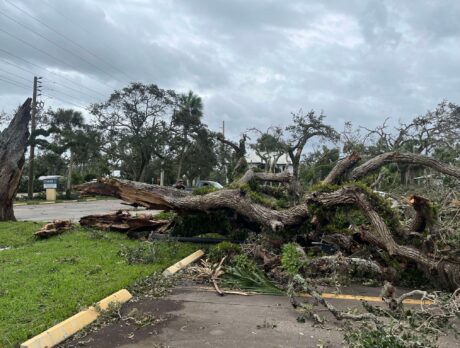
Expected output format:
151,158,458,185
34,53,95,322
13,203,28,206
163,249,205,276
191,286,432,305
20,289,132,348
309,292,433,305
85,198,97,201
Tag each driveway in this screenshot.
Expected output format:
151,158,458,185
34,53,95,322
14,199,153,222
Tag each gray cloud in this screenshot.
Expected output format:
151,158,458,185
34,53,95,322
0,0,459,140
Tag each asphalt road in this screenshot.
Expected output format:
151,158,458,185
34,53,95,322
59,284,459,348
14,199,153,221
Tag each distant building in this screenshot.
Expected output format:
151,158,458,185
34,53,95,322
246,149,293,173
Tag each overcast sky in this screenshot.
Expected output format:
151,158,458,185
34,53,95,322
1,0,459,140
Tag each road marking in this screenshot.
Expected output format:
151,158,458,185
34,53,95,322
191,286,432,305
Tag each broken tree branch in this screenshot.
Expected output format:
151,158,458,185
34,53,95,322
323,152,361,184
349,152,460,180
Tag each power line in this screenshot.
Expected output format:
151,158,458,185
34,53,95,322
0,26,116,91
0,47,107,98
42,92,87,110
0,9,120,83
0,57,37,76
5,0,134,83
0,75,87,109
1,57,105,100
0,66,31,83
0,75,31,90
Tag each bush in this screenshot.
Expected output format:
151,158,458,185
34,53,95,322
118,243,156,264
170,211,232,237
281,243,308,276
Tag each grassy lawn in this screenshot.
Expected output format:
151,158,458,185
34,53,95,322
0,221,197,348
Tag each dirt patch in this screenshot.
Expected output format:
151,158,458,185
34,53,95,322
58,298,183,348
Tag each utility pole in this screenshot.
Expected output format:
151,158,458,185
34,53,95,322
27,76,41,199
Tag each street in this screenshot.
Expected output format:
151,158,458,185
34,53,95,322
14,199,153,221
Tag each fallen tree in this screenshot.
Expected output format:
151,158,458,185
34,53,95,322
0,98,32,221
79,210,171,238
77,151,460,289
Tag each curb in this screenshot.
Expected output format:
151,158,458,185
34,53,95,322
20,289,132,348
163,249,205,276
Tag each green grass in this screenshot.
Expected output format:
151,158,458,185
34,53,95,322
0,222,197,347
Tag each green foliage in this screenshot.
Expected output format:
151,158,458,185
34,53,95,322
239,182,288,210
354,182,401,232
192,186,218,195
231,254,259,273
344,320,438,348
208,241,241,262
0,222,197,347
170,211,232,237
281,243,308,276
223,261,284,295
153,211,177,221
118,243,157,264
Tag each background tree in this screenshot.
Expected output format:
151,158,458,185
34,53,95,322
172,91,204,180
43,108,95,196
91,83,177,181
250,126,285,172
284,110,339,179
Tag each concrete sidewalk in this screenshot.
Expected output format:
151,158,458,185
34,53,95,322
58,285,459,348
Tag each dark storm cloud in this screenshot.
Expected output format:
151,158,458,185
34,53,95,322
1,0,459,139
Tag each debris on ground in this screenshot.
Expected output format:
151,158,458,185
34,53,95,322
34,220,73,238
79,210,171,239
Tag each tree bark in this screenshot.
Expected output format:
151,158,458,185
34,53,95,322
323,152,361,184
349,152,460,180
77,178,310,231
0,98,32,221
237,169,292,185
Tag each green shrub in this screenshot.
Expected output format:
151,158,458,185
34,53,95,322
170,211,232,237
281,243,308,276
118,243,156,264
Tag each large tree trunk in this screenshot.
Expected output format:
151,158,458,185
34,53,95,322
349,152,460,180
0,99,32,221
77,151,460,289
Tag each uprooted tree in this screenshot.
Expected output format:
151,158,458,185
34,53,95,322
78,149,460,290
0,98,32,221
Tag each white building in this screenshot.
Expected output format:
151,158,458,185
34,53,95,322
246,149,293,173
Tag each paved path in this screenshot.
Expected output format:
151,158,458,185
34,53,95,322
14,199,152,222
58,285,460,348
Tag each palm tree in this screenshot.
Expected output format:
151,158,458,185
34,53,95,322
173,91,203,179
45,108,87,197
